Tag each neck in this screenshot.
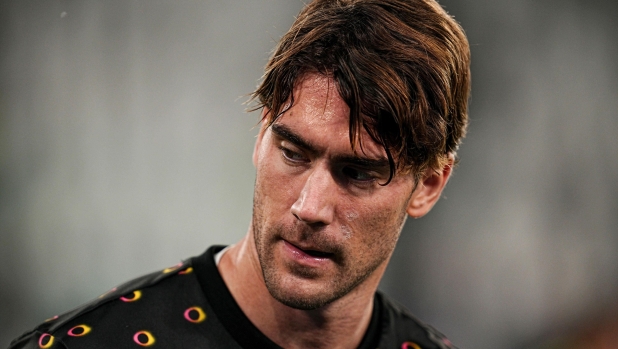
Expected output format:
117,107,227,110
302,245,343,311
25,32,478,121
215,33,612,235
217,230,383,349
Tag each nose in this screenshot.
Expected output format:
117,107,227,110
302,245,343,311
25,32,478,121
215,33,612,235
290,165,336,225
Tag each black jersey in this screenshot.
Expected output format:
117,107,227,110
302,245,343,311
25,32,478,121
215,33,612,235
9,246,456,349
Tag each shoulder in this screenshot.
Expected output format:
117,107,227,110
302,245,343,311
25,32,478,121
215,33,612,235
376,291,458,349
8,260,202,349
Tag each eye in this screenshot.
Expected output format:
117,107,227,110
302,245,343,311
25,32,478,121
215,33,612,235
342,166,375,182
280,146,308,163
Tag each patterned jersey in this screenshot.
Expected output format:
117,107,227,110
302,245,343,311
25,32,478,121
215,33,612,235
9,246,456,349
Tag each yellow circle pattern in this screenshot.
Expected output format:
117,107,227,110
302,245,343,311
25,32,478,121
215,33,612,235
133,331,155,347
120,290,142,302
38,333,54,348
68,324,92,337
184,306,207,323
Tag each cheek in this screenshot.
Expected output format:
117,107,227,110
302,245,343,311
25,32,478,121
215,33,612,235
340,211,359,240
345,198,407,247
255,156,301,214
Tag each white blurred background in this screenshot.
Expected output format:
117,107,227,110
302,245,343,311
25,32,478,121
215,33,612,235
1,1,617,348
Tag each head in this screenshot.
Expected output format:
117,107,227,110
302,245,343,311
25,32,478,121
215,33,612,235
249,0,470,310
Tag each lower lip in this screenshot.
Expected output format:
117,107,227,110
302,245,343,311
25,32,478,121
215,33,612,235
282,241,332,267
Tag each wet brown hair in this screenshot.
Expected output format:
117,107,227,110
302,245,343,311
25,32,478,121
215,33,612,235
250,0,471,183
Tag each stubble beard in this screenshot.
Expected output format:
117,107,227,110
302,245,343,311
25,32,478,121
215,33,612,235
251,185,402,311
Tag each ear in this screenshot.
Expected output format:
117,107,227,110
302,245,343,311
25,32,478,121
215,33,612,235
406,154,454,218
252,108,269,167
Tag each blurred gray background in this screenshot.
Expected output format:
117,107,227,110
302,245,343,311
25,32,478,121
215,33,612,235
1,1,617,348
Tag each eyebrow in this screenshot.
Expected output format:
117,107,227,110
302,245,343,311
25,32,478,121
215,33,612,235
270,123,390,171
271,123,318,154
334,155,390,171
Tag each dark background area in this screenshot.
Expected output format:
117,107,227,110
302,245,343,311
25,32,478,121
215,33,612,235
1,1,617,348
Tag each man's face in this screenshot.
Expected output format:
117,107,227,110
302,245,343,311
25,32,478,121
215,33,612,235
251,74,418,310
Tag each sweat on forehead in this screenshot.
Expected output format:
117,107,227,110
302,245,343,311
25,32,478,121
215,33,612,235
287,74,348,124
269,74,389,163
267,74,390,166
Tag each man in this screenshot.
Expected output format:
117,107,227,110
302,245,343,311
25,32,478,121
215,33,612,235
9,0,469,348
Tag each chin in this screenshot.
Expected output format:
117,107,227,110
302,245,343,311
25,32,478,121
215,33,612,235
263,271,362,311
266,282,339,310
273,293,332,310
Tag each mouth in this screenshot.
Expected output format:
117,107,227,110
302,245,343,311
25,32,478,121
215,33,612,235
300,249,332,258
282,240,335,262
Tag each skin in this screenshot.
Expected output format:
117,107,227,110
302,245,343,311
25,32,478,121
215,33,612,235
218,73,453,349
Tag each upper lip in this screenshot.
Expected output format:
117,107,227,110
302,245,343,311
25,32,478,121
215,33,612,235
285,240,334,255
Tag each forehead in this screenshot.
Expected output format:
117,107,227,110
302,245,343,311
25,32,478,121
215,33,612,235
273,74,386,160
289,74,348,126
